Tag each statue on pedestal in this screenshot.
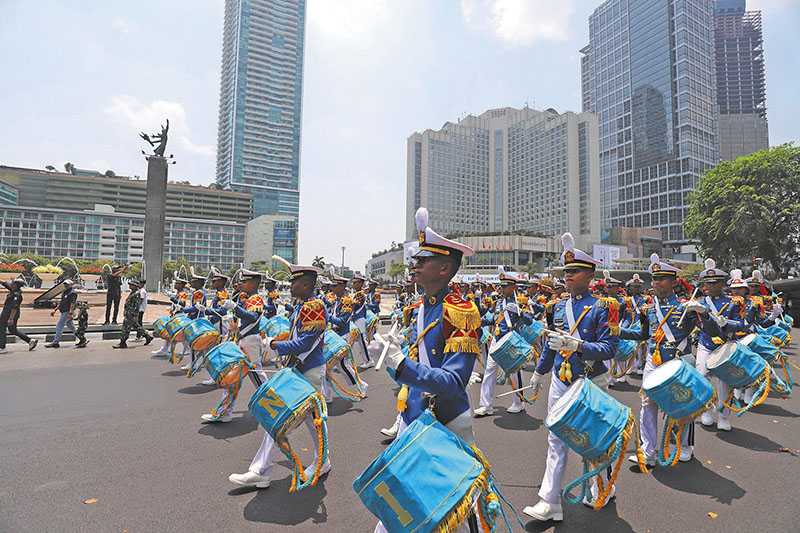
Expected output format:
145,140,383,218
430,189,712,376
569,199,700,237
139,119,169,157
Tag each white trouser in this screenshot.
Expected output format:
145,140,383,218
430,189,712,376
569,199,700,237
639,354,691,459
695,344,730,421
478,354,522,411
249,365,328,477
375,411,474,533
350,330,372,367
153,339,169,354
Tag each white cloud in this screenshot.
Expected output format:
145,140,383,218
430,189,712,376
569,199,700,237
111,17,132,34
104,95,214,158
461,0,575,46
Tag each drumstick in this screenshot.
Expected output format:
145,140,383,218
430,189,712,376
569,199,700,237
375,336,393,371
498,384,535,398
676,287,701,328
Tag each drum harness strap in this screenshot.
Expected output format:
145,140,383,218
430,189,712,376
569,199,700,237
396,318,440,413
651,299,681,366
558,305,591,384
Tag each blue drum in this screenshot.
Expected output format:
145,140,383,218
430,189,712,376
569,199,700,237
706,342,767,388
489,331,532,375
165,314,192,342
323,329,350,365
546,378,630,460
519,320,545,346
613,339,637,362
480,326,492,346
781,314,794,329
758,324,790,347
260,315,291,339
353,410,505,533
642,359,714,420
739,333,779,365
205,342,251,387
366,310,379,333
152,316,171,340
184,318,221,352
249,367,328,492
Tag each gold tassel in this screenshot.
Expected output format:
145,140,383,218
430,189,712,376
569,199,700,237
396,385,409,412
443,301,481,331
300,320,325,332
445,335,480,354
652,347,662,367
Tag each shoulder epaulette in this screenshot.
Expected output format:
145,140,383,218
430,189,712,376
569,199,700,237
443,293,481,332
245,294,265,312
299,299,326,332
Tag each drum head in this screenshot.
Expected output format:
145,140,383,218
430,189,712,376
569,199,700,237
642,359,681,391
488,332,512,356
739,333,757,346
545,378,585,427
706,342,736,370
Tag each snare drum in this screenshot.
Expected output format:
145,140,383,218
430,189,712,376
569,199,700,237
184,318,221,352
152,316,171,340
642,359,714,420
739,333,779,365
323,329,350,365
165,314,192,342
758,324,790,347
366,310,379,339
613,339,637,362
260,315,291,340
519,320,545,346
707,342,767,389
488,331,532,375
205,342,252,387
249,367,328,492
353,410,504,532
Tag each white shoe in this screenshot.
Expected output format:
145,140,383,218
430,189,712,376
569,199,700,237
506,403,524,414
473,406,495,417
632,368,643,376
180,364,190,371
228,471,270,488
717,417,732,432
700,411,715,426
522,500,563,522
359,360,375,370
468,371,483,385
616,375,627,384
303,459,332,481
201,379,216,386
679,446,694,462
627,454,655,467
380,423,399,438
201,413,232,423
582,483,615,508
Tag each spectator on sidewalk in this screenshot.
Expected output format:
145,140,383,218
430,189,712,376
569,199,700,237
113,278,152,349
0,277,38,354
135,282,148,340
45,279,78,348
75,301,90,348
103,264,125,325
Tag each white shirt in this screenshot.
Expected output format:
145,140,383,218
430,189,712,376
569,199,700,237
138,287,148,312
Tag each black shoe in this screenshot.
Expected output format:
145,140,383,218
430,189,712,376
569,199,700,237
111,320,118,325
76,340,89,348
102,322,109,326
144,335,153,346
28,339,38,351
112,342,128,349
45,342,60,348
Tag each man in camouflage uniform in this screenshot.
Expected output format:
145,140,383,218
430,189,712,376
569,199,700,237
113,279,152,349
74,300,90,348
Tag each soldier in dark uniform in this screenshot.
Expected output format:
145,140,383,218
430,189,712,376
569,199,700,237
0,277,38,353
113,279,152,349
74,301,90,348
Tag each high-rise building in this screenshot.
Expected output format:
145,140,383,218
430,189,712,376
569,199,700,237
215,0,306,262
406,107,600,249
582,0,718,255
714,0,769,161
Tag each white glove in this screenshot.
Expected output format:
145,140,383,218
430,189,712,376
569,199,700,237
529,372,546,396
196,303,206,312
262,336,274,349
770,304,784,319
385,350,405,371
712,313,728,328
684,300,708,315
505,302,520,315
223,299,236,310
547,334,580,353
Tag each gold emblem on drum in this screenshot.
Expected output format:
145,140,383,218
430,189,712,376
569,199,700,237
729,366,746,380
560,426,590,450
668,383,692,404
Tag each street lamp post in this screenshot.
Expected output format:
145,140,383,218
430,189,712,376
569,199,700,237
341,246,346,273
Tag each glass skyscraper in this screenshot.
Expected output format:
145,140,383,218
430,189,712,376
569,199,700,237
216,0,306,262
582,0,718,254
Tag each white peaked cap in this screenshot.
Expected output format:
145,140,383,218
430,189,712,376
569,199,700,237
412,207,475,258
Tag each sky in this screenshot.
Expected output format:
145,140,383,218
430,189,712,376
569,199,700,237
1,0,798,271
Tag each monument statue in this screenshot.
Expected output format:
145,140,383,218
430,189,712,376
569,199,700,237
139,119,170,157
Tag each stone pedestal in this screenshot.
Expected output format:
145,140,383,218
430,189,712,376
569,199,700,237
143,156,168,292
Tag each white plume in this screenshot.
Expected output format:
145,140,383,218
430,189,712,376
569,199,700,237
190,265,196,277
704,258,716,270
497,265,506,274
730,269,742,281
632,274,641,282
752,269,763,282
415,207,429,233
650,253,660,266
561,232,575,251
603,269,611,280
271,254,292,271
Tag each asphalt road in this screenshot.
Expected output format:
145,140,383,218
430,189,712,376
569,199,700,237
1,330,798,532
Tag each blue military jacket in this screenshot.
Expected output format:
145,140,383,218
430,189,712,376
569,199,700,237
395,289,480,426
620,294,695,363
697,294,747,350
493,295,533,337
233,293,264,339
274,297,327,372
535,292,618,385
328,295,352,336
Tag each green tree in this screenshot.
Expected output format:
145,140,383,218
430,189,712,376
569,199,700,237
387,261,406,282
685,144,800,276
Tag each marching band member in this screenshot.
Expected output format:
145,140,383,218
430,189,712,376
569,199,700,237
474,272,533,417
603,270,628,388
263,275,280,319
622,254,697,466
327,274,367,395
685,259,748,432
366,278,381,315
151,274,190,357
349,274,375,369
201,269,263,424
624,274,646,376
378,207,481,533
523,233,618,522
205,269,230,335
228,264,330,489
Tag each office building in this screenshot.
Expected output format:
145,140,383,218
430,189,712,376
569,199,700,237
365,245,405,282
714,0,769,160
215,0,306,262
0,204,246,269
243,213,298,267
0,180,18,206
406,107,600,249
582,0,718,255
0,166,253,223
